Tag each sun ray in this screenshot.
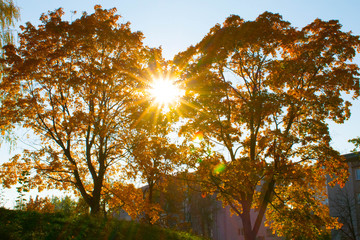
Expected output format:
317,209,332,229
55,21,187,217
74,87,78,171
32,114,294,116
149,78,184,112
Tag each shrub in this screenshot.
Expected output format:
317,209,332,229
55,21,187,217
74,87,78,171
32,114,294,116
0,208,204,240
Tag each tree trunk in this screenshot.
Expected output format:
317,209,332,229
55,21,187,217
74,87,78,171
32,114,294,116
146,183,154,224
241,201,259,240
90,200,101,215
89,166,104,216
242,212,257,240
89,179,102,216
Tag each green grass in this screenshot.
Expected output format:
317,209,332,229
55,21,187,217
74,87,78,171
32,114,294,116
0,208,204,240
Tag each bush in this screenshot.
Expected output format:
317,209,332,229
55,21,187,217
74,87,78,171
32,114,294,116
0,208,203,240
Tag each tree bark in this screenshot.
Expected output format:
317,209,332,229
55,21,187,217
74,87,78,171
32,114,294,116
241,201,257,240
89,199,101,215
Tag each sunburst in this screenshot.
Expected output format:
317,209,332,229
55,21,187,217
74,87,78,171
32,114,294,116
149,78,184,111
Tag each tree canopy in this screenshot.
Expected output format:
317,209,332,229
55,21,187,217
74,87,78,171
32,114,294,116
175,12,360,240
0,5,150,215
0,0,19,49
1,7,360,239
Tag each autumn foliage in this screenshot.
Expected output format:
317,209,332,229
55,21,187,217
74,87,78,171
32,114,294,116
25,196,55,213
1,5,360,240
175,12,360,240
0,6,150,215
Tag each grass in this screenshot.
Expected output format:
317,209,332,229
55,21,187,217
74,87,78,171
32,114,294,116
0,208,204,240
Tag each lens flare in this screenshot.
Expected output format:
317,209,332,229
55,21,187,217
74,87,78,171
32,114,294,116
192,131,203,143
213,163,226,174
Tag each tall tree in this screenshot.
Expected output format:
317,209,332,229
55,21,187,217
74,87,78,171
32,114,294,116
0,0,19,49
175,12,360,240
0,0,19,146
0,6,148,215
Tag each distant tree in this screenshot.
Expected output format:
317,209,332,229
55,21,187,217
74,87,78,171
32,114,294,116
0,6,149,215
25,195,55,213
51,196,77,215
329,186,359,240
186,183,217,238
127,130,183,224
0,0,19,147
175,12,360,240
0,0,19,49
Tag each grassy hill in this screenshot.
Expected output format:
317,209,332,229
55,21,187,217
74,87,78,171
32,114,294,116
0,208,204,240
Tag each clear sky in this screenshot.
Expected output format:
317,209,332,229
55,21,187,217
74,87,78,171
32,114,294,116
15,0,360,153
1,0,359,207
15,0,360,60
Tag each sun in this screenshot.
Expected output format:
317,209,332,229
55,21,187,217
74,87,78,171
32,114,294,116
149,78,183,109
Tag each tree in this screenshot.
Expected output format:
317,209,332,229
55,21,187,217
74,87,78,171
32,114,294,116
0,6,149,215
0,0,19,49
329,185,359,240
0,0,19,147
349,137,360,152
127,130,183,224
175,12,360,240
25,195,55,213
51,195,77,215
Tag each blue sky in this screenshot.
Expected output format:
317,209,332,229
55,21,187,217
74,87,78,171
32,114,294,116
15,0,360,60
1,0,359,207
17,0,359,152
